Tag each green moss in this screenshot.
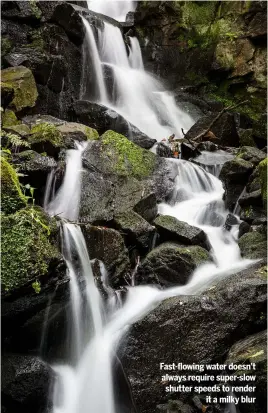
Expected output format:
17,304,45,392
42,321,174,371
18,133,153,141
178,245,210,265
1,207,59,292
258,158,267,207
1,66,38,112
2,109,20,127
238,232,267,259
1,37,12,56
239,130,256,147
29,0,42,19
29,123,63,146
1,156,27,214
4,123,30,137
102,130,155,178
85,126,99,140
180,1,217,28
29,29,45,50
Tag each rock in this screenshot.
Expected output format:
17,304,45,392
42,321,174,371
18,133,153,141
252,114,267,146
1,82,14,108
238,129,256,147
238,232,267,260
258,158,267,207
223,213,239,231
1,156,27,214
56,122,99,144
73,101,156,149
2,109,20,127
240,205,267,224
154,215,210,250
247,167,261,193
123,263,267,413
114,210,155,253
1,66,38,112
27,122,65,157
156,142,174,158
225,330,267,413
247,11,267,39
80,131,177,223
184,112,240,147
133,193,158,223
196,141,218,152
82,225,130,287
22,114,65,127
238,189,263,208
137,242,210,287
1,0,42,20
180,141,198,160
238,221,250,238
3,123,30,136
1,207,61,293
51,2,86,44
237,146,266,166
156,400,193,413
219,158,254,210
1,354,54,413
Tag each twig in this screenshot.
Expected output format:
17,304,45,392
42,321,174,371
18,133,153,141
192,100,249,142
181,128,196,148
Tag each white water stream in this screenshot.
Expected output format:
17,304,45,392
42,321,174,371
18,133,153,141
80,4,194,141
47,4,253,413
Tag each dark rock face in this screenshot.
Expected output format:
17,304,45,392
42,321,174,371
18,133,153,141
1,354,54,413
238,232,267,260
114,210,155,253
225,330,267,413
73,101,157,149
133,193,158,223
238,189,263,208
137,242,210,287
123,264,267,413
237,146,266,166
154,215,210,250
184,112,240,147
82,225,131,286
219,158,254,210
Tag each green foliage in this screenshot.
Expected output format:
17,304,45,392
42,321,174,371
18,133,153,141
2,109,20,127
102,130,155,178
29,0,42,19
32,280,41,294
2,131,30,149
1,207,59,292
1,156,27,214
29,122,63,146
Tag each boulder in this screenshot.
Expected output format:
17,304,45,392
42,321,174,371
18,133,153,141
1,0,42,20
219,158,254,210
82,225,131,287
237,146,266,166
137,242,210,287
4,123,30,136
252,114,267,146
238,129,256,147
73,101,157,149
154,215,210,250
133,193,158,223
156,142,174,158
240,205,267,224
113,210,155,253
1,156,27,214
1,207,61,293
1,66,38,112
238,220,251,238
123,263,267,413
238,189,263,208
1,82,14,108
2,109,20,127
1,354,54,413
180,141,198,160
223,213,239,231
80,131,177,223
225,330,267,413
258,158,267,207
238,232,267,260
184,112,240,147
51,2,86,44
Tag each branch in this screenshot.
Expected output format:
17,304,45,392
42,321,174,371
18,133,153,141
181,128,196,148
192,100,249,142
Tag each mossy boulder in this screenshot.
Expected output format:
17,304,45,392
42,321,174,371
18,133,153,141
1,66,38,112
101,130,156,178
28,122,64,156
154,214,210,250
1,82,14,108
1,207,60,292
238,231,267,260
2,109,20,127
238,129,256,147
3,123,31,137
1,157,27,214
258,158,267,207
137,242,210,287
56,122,99,143
237,146,266,166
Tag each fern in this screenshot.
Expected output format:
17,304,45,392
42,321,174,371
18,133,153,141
1,131,30,149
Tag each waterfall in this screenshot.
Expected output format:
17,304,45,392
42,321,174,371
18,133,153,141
81,11,195,140
87,0,136,22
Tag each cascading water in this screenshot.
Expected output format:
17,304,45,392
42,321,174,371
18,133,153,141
81,5,195,140
88,0,136,21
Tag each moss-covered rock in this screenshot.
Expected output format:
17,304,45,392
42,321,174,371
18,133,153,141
1,156,27,214
237,146,266,166
1,82,14,108
238,129,256,147
28,122,64,156
137,242,210,287
101,130,156,178
238,231,267,259
1,207,59,292
258,158,267,207
56,122,99,141
3,123,31,137
1,66,38,112
2,109,20,127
